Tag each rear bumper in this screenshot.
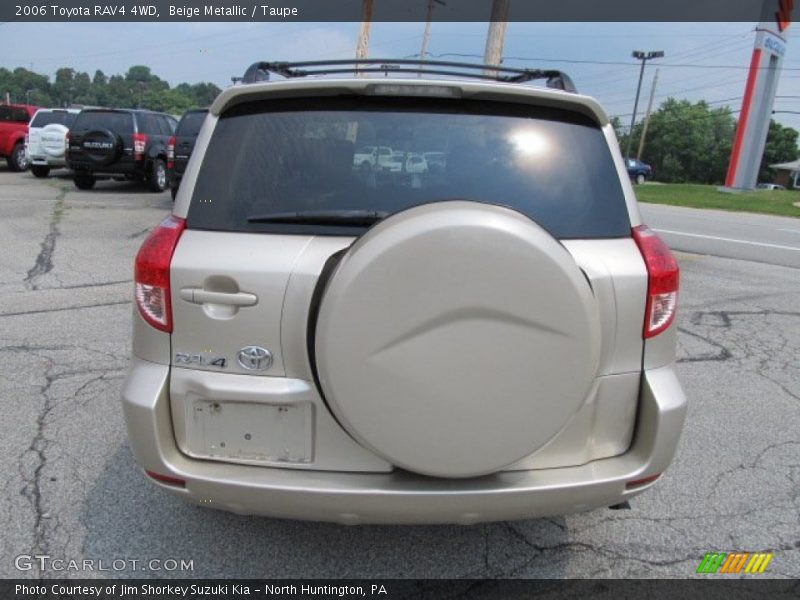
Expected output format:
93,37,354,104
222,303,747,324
30,155,66,167
121,359,687,524
67,155,144,176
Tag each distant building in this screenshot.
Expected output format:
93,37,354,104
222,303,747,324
769,159,800,188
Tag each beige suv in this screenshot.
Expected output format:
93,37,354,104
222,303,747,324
122,60,687,524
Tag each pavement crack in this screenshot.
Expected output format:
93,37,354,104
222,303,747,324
0,300,131,318
38,279,132,291
677,326,732,363
19,357,58,558
502,521,704,575
126,228,151,239
24,188,67,291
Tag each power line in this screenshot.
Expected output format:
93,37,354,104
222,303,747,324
577,34,752,87
599,75,746,106
613,96,743,119
611,108,742,132
431,51,800,72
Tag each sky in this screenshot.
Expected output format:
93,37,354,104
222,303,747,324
2,20,800,131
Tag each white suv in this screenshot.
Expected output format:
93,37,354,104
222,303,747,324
26,108,80,178
122,60,687,524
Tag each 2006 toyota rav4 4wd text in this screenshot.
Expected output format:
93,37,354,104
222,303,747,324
122,60,687,524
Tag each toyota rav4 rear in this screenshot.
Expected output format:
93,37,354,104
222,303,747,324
121,64,687,524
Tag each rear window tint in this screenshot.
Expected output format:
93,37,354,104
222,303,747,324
0,107,30,123
177,111,207,136
30,111,77,128
187,97,630,239
162,116,178,134
72,111,133,133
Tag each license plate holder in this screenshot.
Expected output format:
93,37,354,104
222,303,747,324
187,399,313,465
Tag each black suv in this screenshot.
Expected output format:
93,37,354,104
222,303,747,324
66,109,177,192
167,108,207,200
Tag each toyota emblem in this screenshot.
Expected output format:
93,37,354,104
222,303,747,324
237,346,273,371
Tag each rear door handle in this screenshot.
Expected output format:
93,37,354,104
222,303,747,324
180,288,258,306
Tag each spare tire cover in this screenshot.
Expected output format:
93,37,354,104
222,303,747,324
81,128,121,166
42,124,69,158
314,201,601,478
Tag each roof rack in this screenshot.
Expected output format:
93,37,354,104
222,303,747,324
241,59,577,93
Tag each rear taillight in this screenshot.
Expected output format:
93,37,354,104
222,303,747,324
132,132,148,161
134,215,185,332
64,130,69,151
166,135,175,169
632,224,679,338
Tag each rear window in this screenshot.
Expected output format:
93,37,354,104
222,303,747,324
72,111,133,133
30,111,77,128
177,111,207,136
187,97,630,238
0,106,31,123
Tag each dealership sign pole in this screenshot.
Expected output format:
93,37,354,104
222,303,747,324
723,0,793,190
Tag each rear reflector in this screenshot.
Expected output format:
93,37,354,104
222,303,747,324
134,215,185,332
625,473,662,489
145,470,186,487
632,224,679,338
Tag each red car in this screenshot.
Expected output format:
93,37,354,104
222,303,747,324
0,104,40,171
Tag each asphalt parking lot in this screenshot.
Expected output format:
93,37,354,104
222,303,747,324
1,167,798,579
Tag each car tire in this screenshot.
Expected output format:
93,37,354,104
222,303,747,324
31,165,51,178
8,142,29,172
148,158,167,193
74,174,96,190
636,173,646,185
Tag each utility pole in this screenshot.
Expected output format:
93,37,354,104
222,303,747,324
625,50,663,159
349,0,373,142
483,0,510,75
419,0,436,65
637,68,659,161
355,0,373,66
419,0,446,75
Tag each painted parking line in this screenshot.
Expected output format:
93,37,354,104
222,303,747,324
652,229,800,252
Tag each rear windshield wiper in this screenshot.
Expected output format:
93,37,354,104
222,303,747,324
246,209,389,226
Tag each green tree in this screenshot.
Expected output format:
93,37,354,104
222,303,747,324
609,115,625,144
759,119,799,183
0,64,220,113
633,98,736,184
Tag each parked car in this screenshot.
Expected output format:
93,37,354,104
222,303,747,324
756,183,786,190
423,151,446,173
625,157,653,184
122,60,686,524
0,103,40,171
66,108,177,192
167,108,208,200
353,145,395,170
26,108,80,178
405,153,428,174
